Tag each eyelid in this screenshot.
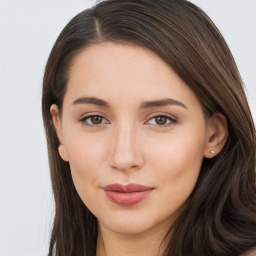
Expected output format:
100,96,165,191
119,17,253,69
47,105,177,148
79,113,110,127
79,112,177,128
145,112,177,127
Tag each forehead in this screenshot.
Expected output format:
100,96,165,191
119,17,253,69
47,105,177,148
64,43,199,110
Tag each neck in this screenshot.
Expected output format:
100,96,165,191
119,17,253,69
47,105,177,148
96,221,171,256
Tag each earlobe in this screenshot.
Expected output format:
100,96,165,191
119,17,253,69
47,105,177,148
203,112,229,158
50,104,69,162
58,145,69,162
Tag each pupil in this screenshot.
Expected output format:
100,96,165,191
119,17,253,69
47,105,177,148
156,116,167,125
92,116,102,124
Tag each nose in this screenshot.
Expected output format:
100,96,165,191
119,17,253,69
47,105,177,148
108,123,144,172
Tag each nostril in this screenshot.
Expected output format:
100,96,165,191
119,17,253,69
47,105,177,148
109,153,144,172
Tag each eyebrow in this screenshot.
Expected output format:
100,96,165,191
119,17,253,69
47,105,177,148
72,96,187,109
140,98,187,109
73,96,109,107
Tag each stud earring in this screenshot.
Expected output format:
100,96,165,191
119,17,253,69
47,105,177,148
209,150,215,154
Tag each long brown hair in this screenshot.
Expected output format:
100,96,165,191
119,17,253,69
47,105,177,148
42,0,256,255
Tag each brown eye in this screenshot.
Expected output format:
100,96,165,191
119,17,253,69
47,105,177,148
148,115,177,127
90,115,103,124
80,115,107,127
155,116,168,125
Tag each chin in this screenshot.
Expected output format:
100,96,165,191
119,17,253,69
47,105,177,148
104,220,155,235
98,210,173,236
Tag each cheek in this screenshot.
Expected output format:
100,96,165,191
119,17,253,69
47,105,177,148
153,130,204,163
64,132,108,199
150,131,205,204
65,126,107,169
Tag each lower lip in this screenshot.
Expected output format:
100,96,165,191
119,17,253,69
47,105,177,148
104,190,153,206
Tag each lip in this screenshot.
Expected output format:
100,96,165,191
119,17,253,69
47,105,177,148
102,183,154,206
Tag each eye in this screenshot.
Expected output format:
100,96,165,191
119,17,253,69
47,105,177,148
147,114,177,127
80,115,108,127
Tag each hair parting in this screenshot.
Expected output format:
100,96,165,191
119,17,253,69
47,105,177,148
42,1,256,255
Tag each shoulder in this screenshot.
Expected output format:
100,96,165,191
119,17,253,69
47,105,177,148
242,248,256,256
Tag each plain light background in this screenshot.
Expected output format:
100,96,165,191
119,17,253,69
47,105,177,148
0,1,255,255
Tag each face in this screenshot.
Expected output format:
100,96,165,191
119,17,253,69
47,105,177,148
51,43,217,236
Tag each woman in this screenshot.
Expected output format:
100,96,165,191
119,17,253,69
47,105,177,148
42,0,256,255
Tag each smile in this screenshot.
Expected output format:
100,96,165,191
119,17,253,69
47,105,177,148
102,183,154,206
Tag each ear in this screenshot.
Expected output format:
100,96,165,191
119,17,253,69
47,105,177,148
203,112,229,158
50,104,69,162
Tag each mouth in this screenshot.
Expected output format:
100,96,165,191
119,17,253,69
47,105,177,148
102,183,154,206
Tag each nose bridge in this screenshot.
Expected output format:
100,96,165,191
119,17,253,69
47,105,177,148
109,120,143,171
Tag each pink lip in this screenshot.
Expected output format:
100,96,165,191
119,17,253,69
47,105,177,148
102,183,154,206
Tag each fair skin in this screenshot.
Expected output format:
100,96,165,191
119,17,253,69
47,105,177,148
50,43,228,256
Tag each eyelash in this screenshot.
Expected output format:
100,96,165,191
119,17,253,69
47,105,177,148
79,113,177,128
149,114,177,127
79,115,106,127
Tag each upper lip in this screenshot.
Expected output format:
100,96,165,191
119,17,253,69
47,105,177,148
103,183,154,192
